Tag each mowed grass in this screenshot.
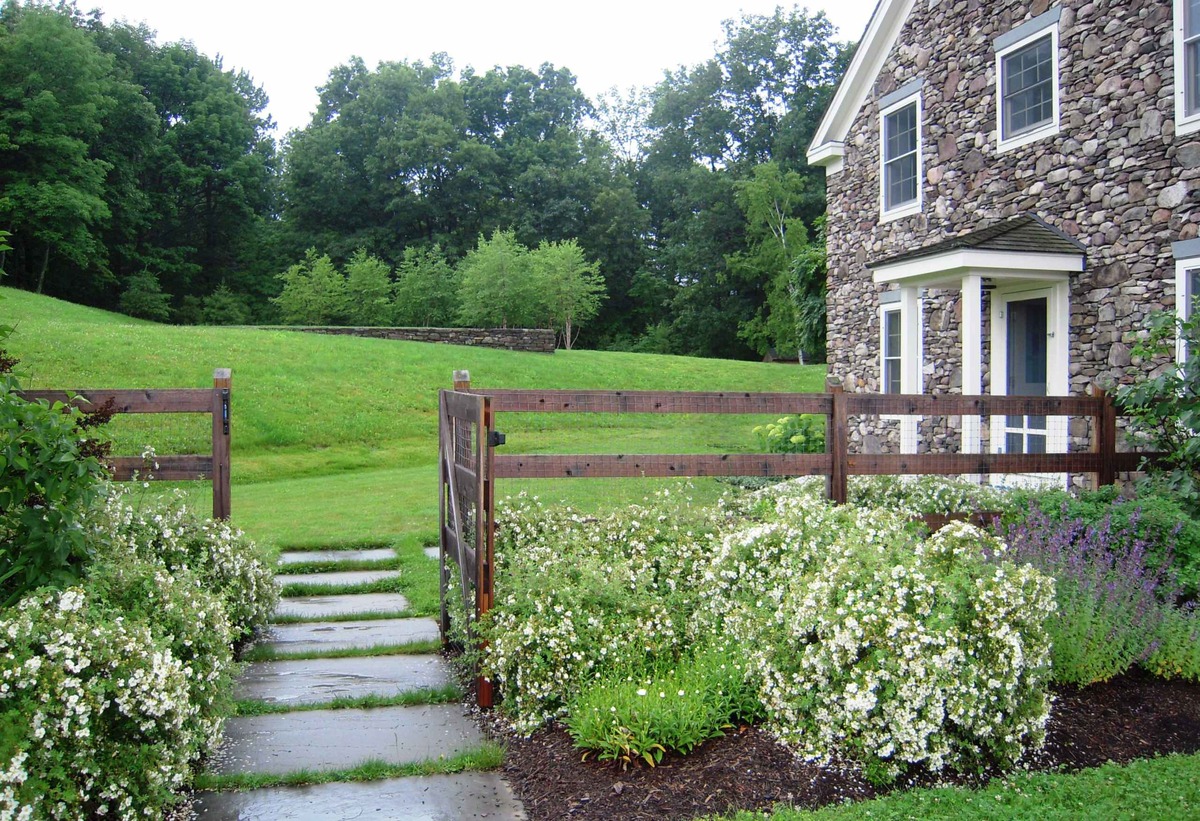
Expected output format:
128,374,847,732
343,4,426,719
4,287,822,547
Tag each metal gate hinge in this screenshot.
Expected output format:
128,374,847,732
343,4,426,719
488,430,506,448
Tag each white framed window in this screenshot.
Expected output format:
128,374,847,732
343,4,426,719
994,9,1061,153
1176,0,1200,136
1177,255,1200,363
881,304,903,393
878,80,922,221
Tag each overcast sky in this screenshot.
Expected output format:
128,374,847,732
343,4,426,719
86,1,878,136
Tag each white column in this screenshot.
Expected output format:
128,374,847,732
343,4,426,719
900,285,921,454
961,274,982,455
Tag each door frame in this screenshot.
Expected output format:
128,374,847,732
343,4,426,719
989,280,1069,482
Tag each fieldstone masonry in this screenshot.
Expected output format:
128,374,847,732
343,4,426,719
824,0,1189,452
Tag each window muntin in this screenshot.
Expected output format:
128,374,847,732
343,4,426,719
882,306,902,394
994,14,1060,152
883,103,918,211
1002,35,1054,138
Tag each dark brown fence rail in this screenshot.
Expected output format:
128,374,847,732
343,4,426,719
19,369,232,519
467,376,1160,503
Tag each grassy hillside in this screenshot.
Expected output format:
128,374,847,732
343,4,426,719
4,288,825,545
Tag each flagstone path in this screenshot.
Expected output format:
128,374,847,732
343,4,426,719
192,549,525,820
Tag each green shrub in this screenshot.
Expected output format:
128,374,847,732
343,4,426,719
0,587,198,817
1008,485,1200,598
1144,605,1200,681
753,414,825,453
119,271,172,322
480,491,723,732
565,646,762,767
706,488,1056,784
91,489,277,638
0,382,109,606
848,474,1011,516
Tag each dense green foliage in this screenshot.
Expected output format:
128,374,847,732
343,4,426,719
1,2,850,359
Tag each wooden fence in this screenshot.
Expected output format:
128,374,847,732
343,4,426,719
439,371,1162,707
20,369,232,520
478,378,1150,500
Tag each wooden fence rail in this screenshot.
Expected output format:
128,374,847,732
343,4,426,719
19,369,232,519
469,376,1160,503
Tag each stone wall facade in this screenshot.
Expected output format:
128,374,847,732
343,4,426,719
825,0,1189,414
267,326,557,354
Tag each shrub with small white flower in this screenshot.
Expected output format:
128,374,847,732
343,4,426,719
708,485,1056,784
0,487,276,819
0,587,197,818
479,491,724,732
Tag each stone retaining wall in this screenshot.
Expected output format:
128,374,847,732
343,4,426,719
265,326,557,354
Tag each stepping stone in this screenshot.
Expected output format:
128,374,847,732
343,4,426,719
192,772,526,820
278,548,397,566
235,655,453,705
274,570,401,587
424,546,440,560
209,705,484,775
274,593,409,620
262,618,438,654
260,618,439,654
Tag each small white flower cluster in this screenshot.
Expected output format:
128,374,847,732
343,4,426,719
481,491,719,732
0,486,277,818
0,587,197,819
482,478,1055,784
711,487,1055,782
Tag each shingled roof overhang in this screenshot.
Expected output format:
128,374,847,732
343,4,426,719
868,215,1087,286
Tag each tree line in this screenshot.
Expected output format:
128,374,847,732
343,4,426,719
0,1,851,360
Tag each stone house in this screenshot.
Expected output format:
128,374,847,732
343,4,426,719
806,0,1195,457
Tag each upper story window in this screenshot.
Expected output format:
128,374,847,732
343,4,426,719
1176,0,1200,136
994,8,1061,153
878,78,923,221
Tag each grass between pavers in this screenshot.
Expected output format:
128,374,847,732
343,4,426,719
232,684,463,716
269,610,413,625
194,744,506,792
276,578,405,597
241,639,443,662
276,558,401,574
713,753,1200,820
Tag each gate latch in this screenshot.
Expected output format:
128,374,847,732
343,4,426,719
488,430,506,448
221,389,230,435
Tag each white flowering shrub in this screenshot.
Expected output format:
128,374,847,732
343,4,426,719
847,474,1012,516
479,491,723,732
709,484,1056,784
0,588,197,818
91,489,277,639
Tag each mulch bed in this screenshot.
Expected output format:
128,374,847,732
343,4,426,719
479,669,1200,820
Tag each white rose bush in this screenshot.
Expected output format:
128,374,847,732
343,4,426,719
480,478,1059,785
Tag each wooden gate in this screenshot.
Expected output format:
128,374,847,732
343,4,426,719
437,371,495,707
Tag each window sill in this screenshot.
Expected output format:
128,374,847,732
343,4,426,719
880,201,921,224
997,121,1059,154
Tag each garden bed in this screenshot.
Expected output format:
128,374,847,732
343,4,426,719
486,669,1200,820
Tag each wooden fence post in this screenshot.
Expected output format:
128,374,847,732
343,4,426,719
1089,383,1117,489
454,370,471,391
827,378,848,505
211,369,232,520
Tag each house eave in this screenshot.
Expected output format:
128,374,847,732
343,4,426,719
806,141,845,173
807,0,917,159
871,249,1086,286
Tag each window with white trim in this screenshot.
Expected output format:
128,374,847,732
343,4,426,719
879,88,922,220
881,304,903,394
1176,0,1200,136
995,10,1060,152
1177,256,1200,363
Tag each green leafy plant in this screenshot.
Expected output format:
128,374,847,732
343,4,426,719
1118,307,1200,513
752,414,825,453
565,647,762,767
